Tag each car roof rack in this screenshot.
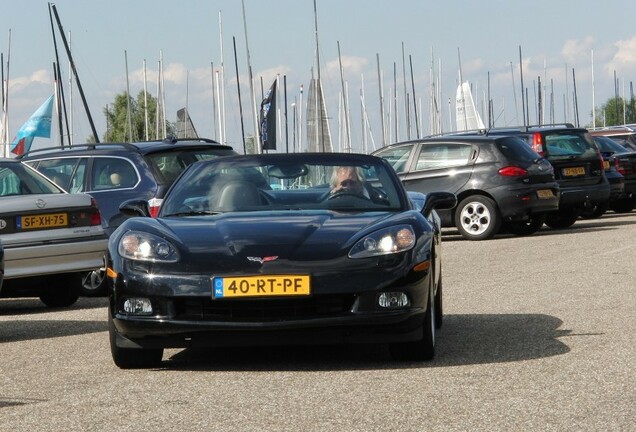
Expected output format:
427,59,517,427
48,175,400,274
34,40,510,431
17,142,138,159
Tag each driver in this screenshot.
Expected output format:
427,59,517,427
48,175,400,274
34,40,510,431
330,166,370,198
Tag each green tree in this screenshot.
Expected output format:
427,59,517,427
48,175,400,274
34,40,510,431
594,96,636,127
102,90,175,142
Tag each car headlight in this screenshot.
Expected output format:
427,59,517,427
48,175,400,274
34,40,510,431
118,231,179,263
349,225,416,258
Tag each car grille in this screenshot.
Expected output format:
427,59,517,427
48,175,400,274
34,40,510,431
173,295,357,322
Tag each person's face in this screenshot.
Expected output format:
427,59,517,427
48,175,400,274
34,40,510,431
335,167,362,192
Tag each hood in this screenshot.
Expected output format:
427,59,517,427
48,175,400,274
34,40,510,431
153,211,400,268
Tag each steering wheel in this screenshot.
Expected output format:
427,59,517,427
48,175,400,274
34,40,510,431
326,189,370,201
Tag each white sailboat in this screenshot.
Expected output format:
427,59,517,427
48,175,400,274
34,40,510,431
305,0,332,153
455,81,485,131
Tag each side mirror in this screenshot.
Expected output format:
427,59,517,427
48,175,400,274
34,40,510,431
421,192,457,217
119,199,151,218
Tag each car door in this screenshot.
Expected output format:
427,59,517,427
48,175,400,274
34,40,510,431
400,142,477,195
86,156,146,234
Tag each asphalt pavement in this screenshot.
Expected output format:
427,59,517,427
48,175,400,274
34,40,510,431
1,213,635,431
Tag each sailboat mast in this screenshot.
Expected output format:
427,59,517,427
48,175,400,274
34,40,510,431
337,41,350,152
143,59,149,140
218,11,227,144
240,0,260,153
125,50,132,142
2,31,11,157
50,4,99,142
519,46,526,127
377,53,385,146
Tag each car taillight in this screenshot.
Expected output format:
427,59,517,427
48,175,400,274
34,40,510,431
498,166,528,177
532,132,544,156
90,198,102,226
614,158,626,175
148,197,163,218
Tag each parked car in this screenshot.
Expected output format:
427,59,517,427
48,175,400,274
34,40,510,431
589,125,636,152
578,136,626,218
106,152,456,368
593,135,636,213
0,158,107,307
19,137,238,295
372,134,560,240
475,124,610,229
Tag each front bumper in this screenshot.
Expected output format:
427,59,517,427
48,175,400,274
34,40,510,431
109,262,431,349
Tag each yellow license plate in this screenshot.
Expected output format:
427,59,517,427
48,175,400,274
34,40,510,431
603,160,610,170
19,213,68,229
536,189,554,199
562,167,585,177
213,275,311,298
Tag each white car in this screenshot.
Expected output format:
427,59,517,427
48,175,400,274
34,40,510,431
0,158,107,307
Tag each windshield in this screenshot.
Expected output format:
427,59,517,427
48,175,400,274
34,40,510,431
160,155,404,216
0,162,62,196
146,148,237,184
544,131,598,159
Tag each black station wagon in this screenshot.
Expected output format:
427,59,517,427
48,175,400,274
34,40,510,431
372,135,560,240
479,125,610,228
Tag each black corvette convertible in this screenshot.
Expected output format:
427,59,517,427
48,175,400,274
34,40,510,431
106,152,456,368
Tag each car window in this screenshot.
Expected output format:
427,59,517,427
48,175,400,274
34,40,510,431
30,157,85,192
415,143,472,170
145,148,239,184
91,157,138,191
373,145,413,173
544,132,598,159
497,137,542,162
0,163,61,196
161,158,402,215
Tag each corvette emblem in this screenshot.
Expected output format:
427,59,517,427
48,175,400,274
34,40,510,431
247,256,279,264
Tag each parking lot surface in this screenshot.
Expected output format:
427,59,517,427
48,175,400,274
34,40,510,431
1,214,635,431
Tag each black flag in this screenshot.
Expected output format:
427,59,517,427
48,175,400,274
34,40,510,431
260,79,277,150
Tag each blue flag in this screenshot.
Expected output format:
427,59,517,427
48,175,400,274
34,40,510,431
11,95,55,156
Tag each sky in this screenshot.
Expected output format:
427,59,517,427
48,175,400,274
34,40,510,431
2,0,636,155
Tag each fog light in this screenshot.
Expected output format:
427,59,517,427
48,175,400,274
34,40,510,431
378,292,410,308
123,298,153,315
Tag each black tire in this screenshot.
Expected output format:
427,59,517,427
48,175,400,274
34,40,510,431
544,208,580,229
504,213,547,236
454,195,501,240
580,201,609,219
109,309,163,369
390,276,435,361
79,268,107,297
610,197,636,213
39,274,80,308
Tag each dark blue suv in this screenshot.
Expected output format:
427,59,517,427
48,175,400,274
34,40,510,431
19,137,238,294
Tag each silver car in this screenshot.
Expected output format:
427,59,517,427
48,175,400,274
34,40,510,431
0,158,107,307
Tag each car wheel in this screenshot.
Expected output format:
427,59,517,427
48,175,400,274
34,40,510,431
39,274,80,308
544,208,580,229
504,213,546,236
109,309,163,369
580,201,609,219
454,196,501,240
610,197,635,213
80,268,107,297
390,275,435,361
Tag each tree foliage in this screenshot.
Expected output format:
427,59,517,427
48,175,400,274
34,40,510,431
594,96,636,127
102,91,175,142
